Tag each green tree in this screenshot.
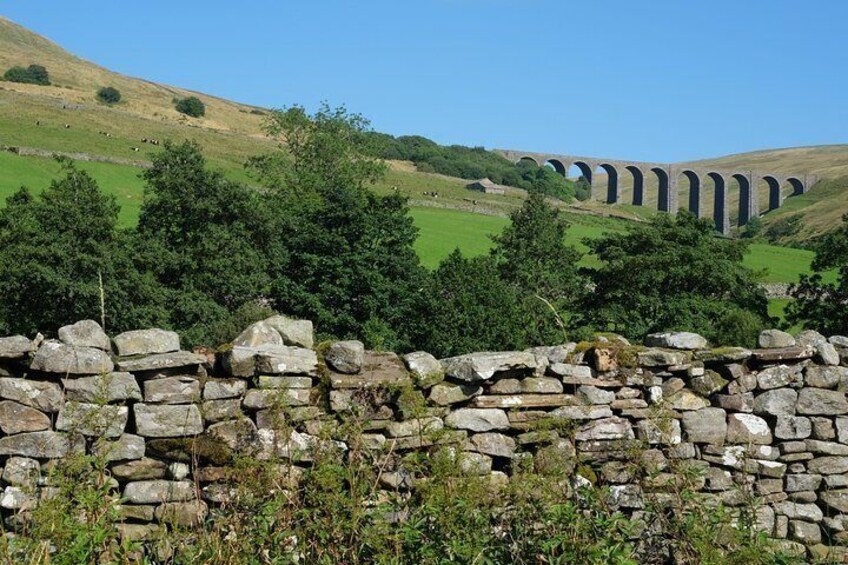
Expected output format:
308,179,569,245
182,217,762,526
0,161,166,336
27,64,50,85
491,190,584,345
415,250,525,357
137,141,277,346
580,211,769,346
786,214,848,336
4,64,50,85
96,86,121,104
175,96,205,117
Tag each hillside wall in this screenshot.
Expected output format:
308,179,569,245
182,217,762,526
2,318,848,559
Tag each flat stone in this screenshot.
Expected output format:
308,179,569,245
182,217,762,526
31,341,114,375
808,456,848,474
134,404,203,437
56,401,128,437
806,439,848,455
667,390,709,411
577,385,615,405
797,330,827,347
689,371,729,397
206,419,258,451
428,383,482,406
716,393,754,413
751,347,813,363
637,419,682,445
0,400,50,434
201,398,243,423
682,408,727,444
117,504,156,522
818,343,841,366
155,500,208,527
645,332,707,350
264,315,314,349
695,347,752,363
386,417,444,438
789,519,821,544
243,388,310,409
58,320,110,350
92,433,145,462
469,394,575,409
759,329,796,348
757,365,801,390
806,366,848,389
63,372,141,403
123,480,195,504
468,432,516,458
785,474,822,492
821,490,848,513
0,431,71,458
111,458,168,481
232,321,283,348
0,335,34,359
445,408,508,432
726,413,772,444
0,486,35,510
550,405,613,420
575,417,634,441
637,349,689,367
753,388,798,416
325,340,364,374
203,379,247,400
144,376,200,404
115,351,205,373
403,351,444,388
797,388,848,415
774,501,823,521
328,352,409,388
441,351,536,382
2,457,40,487
775,416,812,440
0,378,63,412
548,363,593,380
519,377,563,394
113,329,180,357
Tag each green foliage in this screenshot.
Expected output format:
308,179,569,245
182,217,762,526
574,176,592,201
492,190,585,344
740,215,763,239
580,210,770,347
175,95,206,117
0,160,167,336
95,86,121,104
764,214,803,244
787,213,848,335
3,64,50,85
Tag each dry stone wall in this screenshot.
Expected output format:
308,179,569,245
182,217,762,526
1,318,848,559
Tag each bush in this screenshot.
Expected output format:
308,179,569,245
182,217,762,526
96,86,121,104
175,96,205,117
3,64,50,85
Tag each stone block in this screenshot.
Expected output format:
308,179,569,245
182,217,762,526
56,401,128,438
144,376,201,404
63,372,141,403
682,408,727,444
442,351,536,382
0,400,50,434
445,408,508,432
123,480,195,504
726,413,772,445
134,404,203,437
31,341,114,375
113,329,180,357
58,320,110,351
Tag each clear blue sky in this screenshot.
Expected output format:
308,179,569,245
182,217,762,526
4,1,846,162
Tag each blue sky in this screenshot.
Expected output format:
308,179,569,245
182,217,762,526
4,1,846,162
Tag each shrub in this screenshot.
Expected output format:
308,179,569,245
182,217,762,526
175,96,205,117
3,64,50,85
96,86,121,104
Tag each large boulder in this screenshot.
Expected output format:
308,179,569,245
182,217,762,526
31,341,114,375
58,320,110,351
0,336,34,359
441,351,537,382
325,341,365,374
113,329,180,357
645,332,707,350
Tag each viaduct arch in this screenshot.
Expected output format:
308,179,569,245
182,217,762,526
497,149,817,235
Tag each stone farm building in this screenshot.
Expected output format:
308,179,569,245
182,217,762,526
466,178,507,195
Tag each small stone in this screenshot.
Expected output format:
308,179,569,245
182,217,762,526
788,520,821,544
757,365,801,390
445,409,508,432
134,404,203,437
428,383,482,406
805,366,848,389
203,379,247,400
716,393,754,413
263,315,314,349
637,419,682,445
726,414,772,444
818,343,841,366
577,385,615,405
682,408,727,444
31,341,114,375
775,416,812,440
753,389,797,416
56,402,128,438
637,349,689,367
63,372,142,403
2,457,40,487
155,500,208,527
58,320,110,351
325,341,365,374
550,405,613,420
123,480,195,504
403,351,444,388
797,388,848,415
796,330,827,347
690,370,728,397
0,335,34,359
144,377,201,404
111,458,168,481
644,332,707,350
821,490,848,513
442,351,537,382
759,329,796,349
386,417,444,438
667,390,709,411
0,379,63,412
548,363,593,380
206,419,258,451
468,432,516,458
0,431,71,458
0,400,50,434
201,399,242,423
243,388,310,409
93,434,145,462
808,456,848,475
113,329,180,357
575,417,634,441
232,321,283,348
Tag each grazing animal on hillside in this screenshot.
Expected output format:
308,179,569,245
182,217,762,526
64,124,71,129
130,147,140,152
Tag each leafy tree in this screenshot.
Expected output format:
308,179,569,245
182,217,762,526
491,190,584,345
786,214,848,336
580,211,769,346
137,141,277,346
0,161,166,336
251,104,424,349
415,250,526,357
4,64,50,85
573,177,592,201
740,215,763,239
96,86,121,104
175,96,205,117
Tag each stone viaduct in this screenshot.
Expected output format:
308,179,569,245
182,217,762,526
494,149,817,234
